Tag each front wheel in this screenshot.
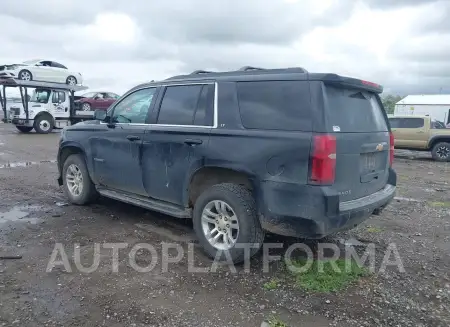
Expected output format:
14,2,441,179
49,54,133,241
62,154,98,205
431,142,450,162
16,126,33,133
33,115,54,134
193,183,264,263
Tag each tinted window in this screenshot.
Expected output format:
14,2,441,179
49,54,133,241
51,61,67,69
157,85,204,125
237,81,311,131
388,117,425,128
193,85,214,126
325,86,388,132
111,88,156,124
402,118,424,128
389,118,401,128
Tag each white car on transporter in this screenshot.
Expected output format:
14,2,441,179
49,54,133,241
0,59,83,85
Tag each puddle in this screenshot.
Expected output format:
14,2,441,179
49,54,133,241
0,160,56,169
0,205,42,224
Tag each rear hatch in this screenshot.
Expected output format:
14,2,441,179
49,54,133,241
322,81,390,202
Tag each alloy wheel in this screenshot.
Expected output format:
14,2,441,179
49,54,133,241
201,200,240,251
20,71,31,81
66,164,84,197
437,146,450,159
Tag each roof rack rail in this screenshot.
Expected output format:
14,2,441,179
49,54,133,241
190,70,214,75
238,66,265,71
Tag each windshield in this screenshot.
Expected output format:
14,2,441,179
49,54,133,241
80,92,97,98
23,60,41,65
30,89,51,103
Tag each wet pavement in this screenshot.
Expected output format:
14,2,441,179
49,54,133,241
0,122,449,327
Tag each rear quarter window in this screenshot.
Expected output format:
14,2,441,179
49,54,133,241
324,86,388,133
236,80,311,131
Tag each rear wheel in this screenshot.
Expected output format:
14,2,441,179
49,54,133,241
18,69,32,81
431,142,450,162
33,114,54,134
16,126,33,133
193,183,264,263
66,76,77,85
62,154,98,205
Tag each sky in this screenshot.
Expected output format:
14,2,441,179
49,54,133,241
0,0,448,96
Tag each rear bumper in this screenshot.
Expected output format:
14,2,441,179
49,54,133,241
259,168,397,238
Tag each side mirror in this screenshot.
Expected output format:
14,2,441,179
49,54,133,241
94,109,107,121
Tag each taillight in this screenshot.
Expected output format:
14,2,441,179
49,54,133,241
389,132,394,166
309,135,336,185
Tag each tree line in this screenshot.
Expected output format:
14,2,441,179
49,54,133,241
381,94,404,114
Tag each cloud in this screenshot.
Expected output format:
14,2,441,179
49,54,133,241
0,0,449,96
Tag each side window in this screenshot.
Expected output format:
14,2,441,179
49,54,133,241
402,118,424,128
157,85,204,125
388,118,400,128
236,81,311,131
193,84,214,126
52,91,66,103
111,88,156,124
51,62,67,69
106,93,119,99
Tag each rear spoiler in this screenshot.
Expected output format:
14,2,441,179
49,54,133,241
316,74,383,94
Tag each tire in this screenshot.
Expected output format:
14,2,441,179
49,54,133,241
18,69,33,81
193,183,264,263
33,114,54,134
66,75,77,85
431,142,450,162
62,154,98,205
16,126,33,133
81,102,91,111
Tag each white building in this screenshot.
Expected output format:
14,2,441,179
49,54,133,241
394,94,450,124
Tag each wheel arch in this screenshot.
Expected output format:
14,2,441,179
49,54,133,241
34,111,55,125
428,136,450,150
186,165,260,209
58,143,86,174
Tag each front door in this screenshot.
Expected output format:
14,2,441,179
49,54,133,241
90,87,158,195
142,83,215,206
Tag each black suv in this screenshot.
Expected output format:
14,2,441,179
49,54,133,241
57,66,396,262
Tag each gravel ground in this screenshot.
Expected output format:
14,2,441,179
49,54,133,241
0,123,449,327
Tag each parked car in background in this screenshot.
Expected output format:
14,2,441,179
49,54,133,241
389,115,450,161
58,66,396,262
0,59,83,85
74,92,120,111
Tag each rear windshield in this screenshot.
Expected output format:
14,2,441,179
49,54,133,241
325,86,388,133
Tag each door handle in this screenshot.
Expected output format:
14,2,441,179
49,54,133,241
126,135,141,141
184,139,203,145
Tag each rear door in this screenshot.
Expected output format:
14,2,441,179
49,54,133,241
142,83,214,206
322,85,390,202
398,117,427,149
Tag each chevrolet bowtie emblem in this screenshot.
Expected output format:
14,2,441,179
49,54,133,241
376,144,383,151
